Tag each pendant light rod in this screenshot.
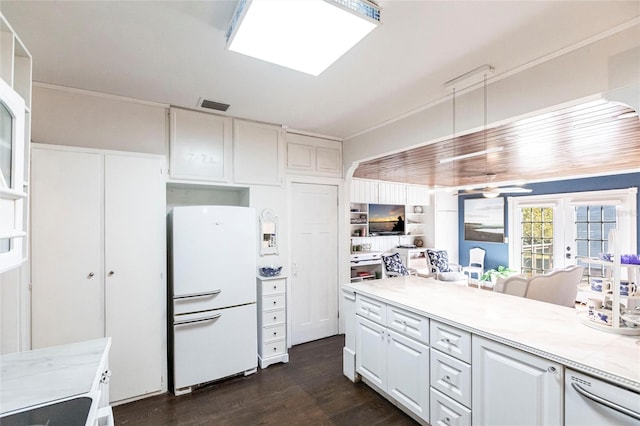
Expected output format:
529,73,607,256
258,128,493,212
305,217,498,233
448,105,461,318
444,64,495,90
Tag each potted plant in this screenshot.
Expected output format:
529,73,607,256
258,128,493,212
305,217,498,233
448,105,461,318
480,266,517,284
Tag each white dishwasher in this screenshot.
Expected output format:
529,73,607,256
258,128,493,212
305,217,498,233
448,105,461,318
565,369,640,425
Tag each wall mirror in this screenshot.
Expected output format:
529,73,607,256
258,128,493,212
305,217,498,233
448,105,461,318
259,209,278,256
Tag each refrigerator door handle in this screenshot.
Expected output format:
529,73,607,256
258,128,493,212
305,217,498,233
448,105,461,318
174,289,222,300
174,313,222,326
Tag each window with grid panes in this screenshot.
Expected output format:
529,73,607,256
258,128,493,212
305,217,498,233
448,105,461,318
520,207,554,276
575,205,617,280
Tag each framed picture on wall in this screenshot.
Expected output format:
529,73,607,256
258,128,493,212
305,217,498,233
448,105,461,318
464,197,505,243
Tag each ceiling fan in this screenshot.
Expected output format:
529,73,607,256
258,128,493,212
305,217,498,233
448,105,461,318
455,173,532,198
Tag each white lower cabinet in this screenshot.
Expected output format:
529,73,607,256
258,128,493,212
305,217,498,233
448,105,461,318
472,336,563,426
356,314,429,422
429,320,472,426
430,388,472,426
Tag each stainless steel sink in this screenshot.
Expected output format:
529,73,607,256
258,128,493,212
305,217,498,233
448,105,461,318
0,396,93,426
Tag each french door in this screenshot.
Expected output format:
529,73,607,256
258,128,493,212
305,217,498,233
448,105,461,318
509,189,637,278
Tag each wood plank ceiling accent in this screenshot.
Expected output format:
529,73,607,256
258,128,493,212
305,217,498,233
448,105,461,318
353,101,640,188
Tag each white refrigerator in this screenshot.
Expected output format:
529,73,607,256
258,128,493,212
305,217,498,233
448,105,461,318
168,205,257,394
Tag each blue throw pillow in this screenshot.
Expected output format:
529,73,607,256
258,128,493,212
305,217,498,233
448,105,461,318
382,253,409,276
426,250,451,273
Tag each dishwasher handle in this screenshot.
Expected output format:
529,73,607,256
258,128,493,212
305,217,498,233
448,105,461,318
174,289,221,300
174,313,221,326
571,382,640,420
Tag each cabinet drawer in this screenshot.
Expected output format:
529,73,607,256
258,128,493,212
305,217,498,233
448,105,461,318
263,324,286,342
430,348,471,407
430,388,472,426
263,294,285,311
262,309,286,326
387,304,429,344
262,338,286,356
356,294,386,325
262,279,286,296
430,321,471,363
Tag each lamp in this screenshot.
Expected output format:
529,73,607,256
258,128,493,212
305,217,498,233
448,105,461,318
226,0,381,76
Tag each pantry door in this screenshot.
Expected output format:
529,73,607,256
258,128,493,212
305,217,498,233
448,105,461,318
290,183,338,345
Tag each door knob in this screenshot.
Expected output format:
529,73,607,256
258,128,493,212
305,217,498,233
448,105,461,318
88,272,95,278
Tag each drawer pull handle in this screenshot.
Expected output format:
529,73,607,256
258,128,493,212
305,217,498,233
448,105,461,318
273,347,277,352
443,338,450,343
273,285,277,290
445,417,450,423
273,316,277,320
273,301,277,305
548,366,556,373
273,331,277,336
445,375,451,381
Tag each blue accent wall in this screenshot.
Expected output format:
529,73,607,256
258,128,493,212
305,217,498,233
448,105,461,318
458,173,640,271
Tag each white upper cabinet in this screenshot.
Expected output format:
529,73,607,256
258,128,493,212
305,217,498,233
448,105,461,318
169,107,232,182
0,12,31,272
233,119,283,186
286,132,342,177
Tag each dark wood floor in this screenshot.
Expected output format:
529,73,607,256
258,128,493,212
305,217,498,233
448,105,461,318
113,335,418,426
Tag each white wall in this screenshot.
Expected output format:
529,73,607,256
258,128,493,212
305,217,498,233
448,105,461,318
32,84,167,155
343,24,640,169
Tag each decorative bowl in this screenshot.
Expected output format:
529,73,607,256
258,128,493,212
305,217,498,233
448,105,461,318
260,266,282,277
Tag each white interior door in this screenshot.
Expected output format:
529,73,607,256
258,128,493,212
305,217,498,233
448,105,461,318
291,183,338,345
31,148,103,349
104,154,164,401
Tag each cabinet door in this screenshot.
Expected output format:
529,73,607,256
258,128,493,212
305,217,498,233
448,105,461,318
472,336,563,426
104,154,164,402
31,148,103,349
387,329,430,422
233,119,282,185
356,316,386,390
169,107,232,182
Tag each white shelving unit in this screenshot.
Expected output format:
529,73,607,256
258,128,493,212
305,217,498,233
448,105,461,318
576,230,640,335
349,203,368,238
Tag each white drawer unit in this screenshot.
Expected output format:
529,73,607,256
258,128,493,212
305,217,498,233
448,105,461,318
430,348,472,407
430,388,472,426
257,276,289,368
387,304,429,344
356,294,387,325
263,294,286,310
430,320,472,363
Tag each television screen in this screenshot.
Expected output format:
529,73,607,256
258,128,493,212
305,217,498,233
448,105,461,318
368,204,405,235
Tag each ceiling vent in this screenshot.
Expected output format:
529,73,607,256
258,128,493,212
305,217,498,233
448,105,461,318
198,98,230,112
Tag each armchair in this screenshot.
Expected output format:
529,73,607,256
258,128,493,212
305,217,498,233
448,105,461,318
525,265,584,307
381,252,414,278
424,249,468,285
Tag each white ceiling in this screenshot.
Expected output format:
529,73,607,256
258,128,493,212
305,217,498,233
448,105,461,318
1,1,639,139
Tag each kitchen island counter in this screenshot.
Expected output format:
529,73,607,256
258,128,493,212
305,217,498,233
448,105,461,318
344,276,640,392
0,338,111,415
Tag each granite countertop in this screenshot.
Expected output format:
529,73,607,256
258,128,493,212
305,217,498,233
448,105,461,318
0,338,111,415
344,277,640,392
